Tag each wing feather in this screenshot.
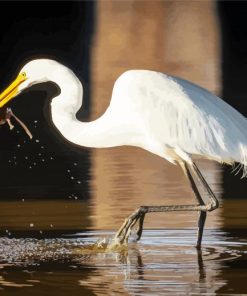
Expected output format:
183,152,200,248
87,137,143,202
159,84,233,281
110,70,247,171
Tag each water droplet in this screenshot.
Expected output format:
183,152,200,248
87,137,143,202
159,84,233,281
67,169,71,173
17,144,20,148
22,198,25,202
35,139,39,143
74,196,78,200
29,166,32,169
16,130,20,134
34,120,38,123
42,159,45,162
25,156,28,160
41,146,44,149
39,230,43,234
71,176,74,180
13,156,16,159
73,163,77,166
50,157,53,160
8,160,11,163
30,223,34,228
33,162,37,166
14,162,17,165
5,230,8,233
38,153,41,156
77,181,81,184
50,224,54,228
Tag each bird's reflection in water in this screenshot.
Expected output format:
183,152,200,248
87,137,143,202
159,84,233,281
0,228,247,294
197,249,206,282
0,132,246,294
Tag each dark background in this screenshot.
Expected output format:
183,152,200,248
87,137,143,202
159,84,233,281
218,2,247,198
0,1,95,199
0,1,246,199
0,3,246,295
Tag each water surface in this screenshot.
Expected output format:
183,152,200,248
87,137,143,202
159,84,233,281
0,156,247,295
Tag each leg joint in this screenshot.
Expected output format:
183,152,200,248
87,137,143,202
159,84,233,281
138,206,148,214
206,198,219,212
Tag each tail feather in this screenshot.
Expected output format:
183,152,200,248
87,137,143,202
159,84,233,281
239,144,247,178
231,144,247,178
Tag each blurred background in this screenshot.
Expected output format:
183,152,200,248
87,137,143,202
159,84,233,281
0,1,247,295
0,0,246,235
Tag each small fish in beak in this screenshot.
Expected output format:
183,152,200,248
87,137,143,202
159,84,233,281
0,107,32,139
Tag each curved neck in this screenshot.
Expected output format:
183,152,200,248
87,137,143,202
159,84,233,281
49,68,128,148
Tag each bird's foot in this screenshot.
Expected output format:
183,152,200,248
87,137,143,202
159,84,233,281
114,207,147,245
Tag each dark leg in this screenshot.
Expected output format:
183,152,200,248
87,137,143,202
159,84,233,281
114,203,209,245
190,162,219,211
129,161,206,244
179,162,207,248
114,161,219,247
196,212,206,248
136,213,145,240
189,162,219,247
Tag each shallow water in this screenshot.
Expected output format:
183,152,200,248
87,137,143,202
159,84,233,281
0,155,247,295
0,114,246,296
0,2,246,293
1,83,247,295
0,228,247,295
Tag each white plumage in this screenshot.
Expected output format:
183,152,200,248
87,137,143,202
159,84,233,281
107,70,247,175
5,59,247,174
1,58,246,247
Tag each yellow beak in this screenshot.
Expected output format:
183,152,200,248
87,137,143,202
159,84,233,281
0,74,27,108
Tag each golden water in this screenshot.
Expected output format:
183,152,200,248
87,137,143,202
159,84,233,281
0,2,246,294
0,158,247,295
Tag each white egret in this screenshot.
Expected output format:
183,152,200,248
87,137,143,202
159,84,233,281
0,58,246,248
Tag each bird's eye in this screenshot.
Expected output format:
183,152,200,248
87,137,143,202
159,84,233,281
22,72,26,77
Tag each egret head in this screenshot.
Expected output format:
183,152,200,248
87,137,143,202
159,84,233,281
0,59,58,108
